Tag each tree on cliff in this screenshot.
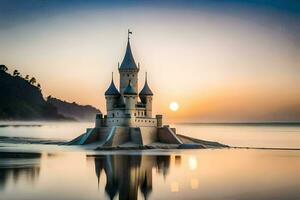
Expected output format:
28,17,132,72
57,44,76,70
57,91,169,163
29,77,36,85
0,70,71,120
13,70,20,76
0,65,8,72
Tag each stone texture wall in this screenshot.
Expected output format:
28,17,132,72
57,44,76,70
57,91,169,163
109,127,131,146
139,127,157,145
71,124,183,147
130,128,143,145
119,71,139,94
157,127,182,144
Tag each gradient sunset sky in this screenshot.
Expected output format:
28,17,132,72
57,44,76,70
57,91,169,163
0,0,299,122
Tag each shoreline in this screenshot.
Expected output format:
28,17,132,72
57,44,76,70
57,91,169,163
0,135,299,151
232,146,300,151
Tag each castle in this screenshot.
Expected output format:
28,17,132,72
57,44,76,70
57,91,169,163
98,31,161,128
69,31,224,149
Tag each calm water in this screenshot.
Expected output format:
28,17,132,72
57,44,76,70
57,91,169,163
0,122,300,200
1,121,300,148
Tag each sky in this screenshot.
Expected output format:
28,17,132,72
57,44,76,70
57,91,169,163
0,0,300,122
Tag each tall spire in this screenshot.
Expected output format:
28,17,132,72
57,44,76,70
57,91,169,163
105,72,120,96
139,72,153,96
145,72,148,82
128,29,132,41
119,30,138,70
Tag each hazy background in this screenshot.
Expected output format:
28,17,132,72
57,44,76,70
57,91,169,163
0,0,299,122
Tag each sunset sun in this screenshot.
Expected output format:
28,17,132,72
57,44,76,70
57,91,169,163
169,102,179,112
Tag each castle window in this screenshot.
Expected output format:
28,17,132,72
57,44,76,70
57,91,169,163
112,113,115,117
134,113,136,116
127,74,129,77
145,111,147,116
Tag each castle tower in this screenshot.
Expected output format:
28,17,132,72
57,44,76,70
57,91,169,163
123,80,137,117
139,73,153,118
70,31,186,148
118,30,140,94
105,73,120,117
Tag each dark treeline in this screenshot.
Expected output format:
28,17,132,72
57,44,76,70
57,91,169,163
0,65,100,121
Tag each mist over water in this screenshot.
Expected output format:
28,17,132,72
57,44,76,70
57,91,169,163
1,121,300,148
0,122,300,199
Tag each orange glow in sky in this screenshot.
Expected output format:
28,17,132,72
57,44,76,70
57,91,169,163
0,7,299,122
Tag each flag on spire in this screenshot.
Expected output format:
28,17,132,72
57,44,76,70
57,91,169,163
128,29,132,40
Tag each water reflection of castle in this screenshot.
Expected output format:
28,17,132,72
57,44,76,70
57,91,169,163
0,153,41,191
91,155,180,200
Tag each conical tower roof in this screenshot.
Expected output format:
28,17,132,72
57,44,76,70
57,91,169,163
119,31,138,70
123,80,137,95
105,73,120,96
139,73,153,96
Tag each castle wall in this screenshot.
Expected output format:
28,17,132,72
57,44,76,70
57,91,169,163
129,127,157,145
133,117,157,127
111,127,131,146
130,128,143,145
119,71,138,94
71,127,112,145
145,96,152,117
157,127,182,144
106,96,118,111
139,127,157,144
70,126,183,147
107,107,147,118
103,127,131,146
106,117,131,127
105,116,157,127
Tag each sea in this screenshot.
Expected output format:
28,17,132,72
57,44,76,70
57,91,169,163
0,122,299,200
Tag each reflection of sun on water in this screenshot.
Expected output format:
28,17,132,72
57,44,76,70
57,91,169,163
188,156,198,170
190,178,199,189
171,181,179,192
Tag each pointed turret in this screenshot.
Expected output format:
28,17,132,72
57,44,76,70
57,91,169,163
119,30,138,71
105,73,120,96
139,72,153,96
119,30,140,94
